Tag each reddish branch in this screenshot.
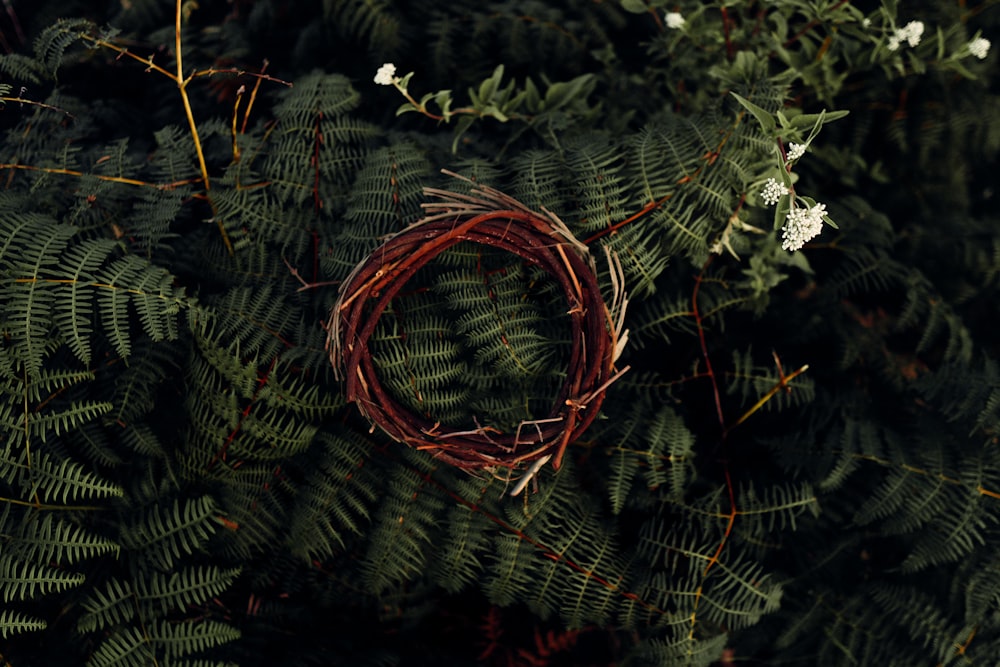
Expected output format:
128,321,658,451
328,179,625,470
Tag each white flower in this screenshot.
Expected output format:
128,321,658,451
968,37,991,60
665,12,685,29
904,21,924,46
889,20,924,51
760,178,789,206
862,17,872,28
374,63,397,86
781,202,826,252
786,142,807,162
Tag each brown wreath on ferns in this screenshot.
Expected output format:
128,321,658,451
328,171,629,471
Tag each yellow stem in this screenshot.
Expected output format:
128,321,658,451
174,0,234,255
0,495,107,511
729,364,810,430
0,163,168,188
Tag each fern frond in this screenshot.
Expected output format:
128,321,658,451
77,579,137,633
79,566,241,634
485,460,631,628
94,254,185,358
870,583,972,664
627,632,729,667
286,429,378,561
5,513,119,565
264,71,377,206
148,124,200,184
120,496,219,570
427,476,497,593
896,272,974,365
630,288,697,346
733,482,819,536
602,402,695,513
322,141,431,277
0,451,123,503
19,397,115,446
86,625,156,667
144,566,242,617
637,498,783,632
562,135,630,235
323,0,403,51
1,215,77,376
148,618,241,660
0,553,85,602
191,284,300,362
0,53,48,84
726,347,816,414
32,18,95,79
0,609,47,639
211,464,290,562
362,456,446,595
510,148,567,213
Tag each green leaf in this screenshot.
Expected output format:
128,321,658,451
0,610,47,639
730,92,776,135
620,0,649,13
476,65,505,104
0,554,85,602
543,74,596,110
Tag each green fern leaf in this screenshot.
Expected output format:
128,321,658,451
485,460,631,628
286,430,378,561
0,451,123,504
121,496,219,570
602,401,695,513
1,215,77,377
78,567,240,634
86,624,156,667
32,18,94,79
0,609,47,639
428,500,495,594
139,566,242,616
323,0,403,51
0,553,85,602
362,454,446,595
77,577,135,633
0,53,48,84
148,618,241,659
5,513,119,564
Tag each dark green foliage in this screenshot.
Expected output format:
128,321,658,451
1,1,999,666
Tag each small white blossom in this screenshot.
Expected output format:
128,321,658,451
665,12,685,29
968,37,991,60
760,178,789,206
781,202,826,252
862,17,872,28
888,20,924,51
786,142,807,161
374,63,397,86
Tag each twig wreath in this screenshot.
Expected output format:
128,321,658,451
328,171,629,471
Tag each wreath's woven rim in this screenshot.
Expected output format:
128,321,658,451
328,175,627,471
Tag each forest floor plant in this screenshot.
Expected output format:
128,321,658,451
1,0,998,665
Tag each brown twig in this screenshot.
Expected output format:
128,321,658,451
328,173,628,471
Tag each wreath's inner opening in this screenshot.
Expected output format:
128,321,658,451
367,241,573,433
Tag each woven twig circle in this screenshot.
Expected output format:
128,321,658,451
328,176,625,470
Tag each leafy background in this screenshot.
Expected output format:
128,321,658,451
1,0,998,665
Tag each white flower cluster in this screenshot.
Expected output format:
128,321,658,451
887,21,924,51
786,142,807,162
665,12,685,29
374,63,396,86
968,37,991,60
760,178,789,206
781,203,827,252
